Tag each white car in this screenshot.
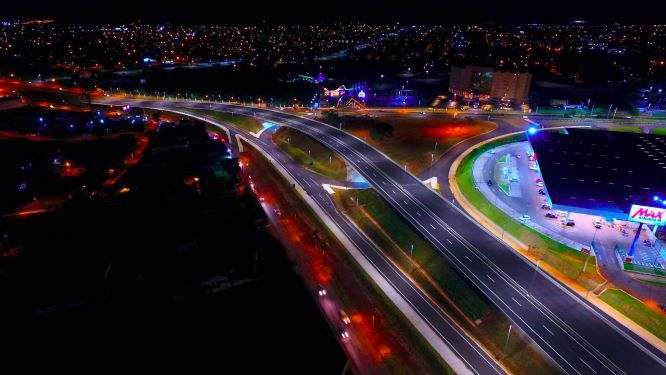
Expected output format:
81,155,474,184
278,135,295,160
536,181,544,187
593,219,603,229
519,215,531,222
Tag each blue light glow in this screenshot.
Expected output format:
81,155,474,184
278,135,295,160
527,127,538,135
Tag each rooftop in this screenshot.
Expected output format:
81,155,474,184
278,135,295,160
528,128,666,215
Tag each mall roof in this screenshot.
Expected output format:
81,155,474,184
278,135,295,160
527,128,666,216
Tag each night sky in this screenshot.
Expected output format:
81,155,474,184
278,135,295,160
2,0,666,24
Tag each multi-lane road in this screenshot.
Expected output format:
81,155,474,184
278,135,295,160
98,97,666,375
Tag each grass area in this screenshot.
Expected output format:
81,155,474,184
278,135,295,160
320,112,496,174
603,125,642,133
600,289,666,342
455,134,605,290
177,108,264,133
333,188,559,375
243,142,455,375
271,127,347,180
637,278,666,288
497,154,508,164
499,183,510,195
624,262,666,277
652,127,666,136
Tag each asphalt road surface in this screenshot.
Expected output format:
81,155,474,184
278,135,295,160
99,98,666,375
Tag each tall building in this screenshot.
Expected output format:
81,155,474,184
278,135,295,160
448,65,532,103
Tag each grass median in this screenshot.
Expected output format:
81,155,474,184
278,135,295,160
455,134,605,291
241,141,454,375
332,188,559,375
178,108,265,133
599,289,666,342
271,127,347,180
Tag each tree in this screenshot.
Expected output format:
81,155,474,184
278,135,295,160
323,110,340,126
369,122,394,143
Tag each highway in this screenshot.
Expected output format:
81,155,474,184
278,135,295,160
98,97,666,375
146,104,506,375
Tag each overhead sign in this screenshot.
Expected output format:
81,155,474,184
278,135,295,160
628,204,666,225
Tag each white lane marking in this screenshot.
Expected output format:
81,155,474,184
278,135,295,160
415,211,422,217
391,189,397,194
542,325,555,336
403,200,408,205
579,357,597,374
381,181,386,185
465,256,473,263
430,224,437,230
511,297,522,307
446,238,453,245
486,274,495,283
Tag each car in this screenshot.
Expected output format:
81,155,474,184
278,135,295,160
528,155,535,161
536,178,543,183
510,176,519,182
593,219,602,229
541,204,551,210
536,182,544,187
659,304,666,313
258,196,265,202
273,208,283,216
487,149,495,154
487,179,493,186
316,285,326,297
545,213,557,218
538,190,546,196
562,219,575,226
519,215,531,221
529,164,538,170
555,210,567,217
515,154,522,158
338,327,350,340
339,309,351,325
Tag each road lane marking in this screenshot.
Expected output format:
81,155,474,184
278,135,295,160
542,325,555,336
511,297,522,307
579,358,597,374
486,274,495,283
430,224,436,230
446,238,453,245
465,256,473,263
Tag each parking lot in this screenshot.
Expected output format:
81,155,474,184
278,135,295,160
476,141,666,270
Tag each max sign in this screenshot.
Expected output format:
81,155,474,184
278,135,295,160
628,204,666,226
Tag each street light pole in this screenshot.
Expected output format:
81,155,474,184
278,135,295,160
504,324,513,359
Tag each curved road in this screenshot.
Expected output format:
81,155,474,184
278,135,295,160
98,98,666,375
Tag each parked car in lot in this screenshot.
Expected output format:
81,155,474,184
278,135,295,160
538,189,546,195
536,181,544,187
519,215,531,222
541,204,551,209
593,219,603,229
545,212,558,218
562,219,575,226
